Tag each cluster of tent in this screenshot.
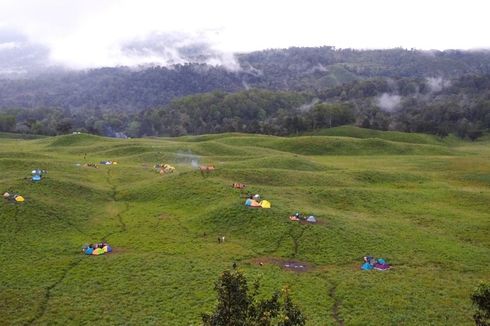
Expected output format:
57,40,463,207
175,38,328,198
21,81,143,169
289,212,317,223
82,242,113,256
3,192,25,202
31,169,46,182
361,256,391,271
155,163,175,174
100,160,118,165
244,194,271,208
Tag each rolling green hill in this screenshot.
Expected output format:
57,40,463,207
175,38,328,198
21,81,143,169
1,131,489,325
305,126,458,145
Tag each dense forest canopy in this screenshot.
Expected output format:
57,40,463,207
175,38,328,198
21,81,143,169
0,47,489,138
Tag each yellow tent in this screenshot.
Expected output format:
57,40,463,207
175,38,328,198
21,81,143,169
15,196,25,202
260,200,271,208
159,164,175,174
92,248,105,255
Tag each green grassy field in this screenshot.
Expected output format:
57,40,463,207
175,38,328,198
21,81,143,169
1,128,489,325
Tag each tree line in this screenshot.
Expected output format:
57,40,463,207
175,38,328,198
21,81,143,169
0,89,355,137
1,73,488,139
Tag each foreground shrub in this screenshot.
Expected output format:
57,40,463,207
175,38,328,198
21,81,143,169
202,269,306,326
472,282,490,326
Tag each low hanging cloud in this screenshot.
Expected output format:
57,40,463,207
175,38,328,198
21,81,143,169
0,27,51,75
377,93,401,112
426,77,450,92
1,0,490,73
0,26,242,75
1,0,490,74
240,63,263,77
120,32,241,71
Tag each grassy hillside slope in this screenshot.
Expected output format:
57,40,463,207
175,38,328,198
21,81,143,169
1,131,489,325
306,125,462,145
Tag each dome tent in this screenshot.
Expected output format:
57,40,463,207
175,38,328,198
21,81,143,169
260,200,271,208
31,169,42,175
84,247,94,255
361,262,373,270
306,215,317,223
92,248,105,255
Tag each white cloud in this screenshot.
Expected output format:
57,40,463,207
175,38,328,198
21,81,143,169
0,42,19,50
426,77,451,92
377,93,401,112
0,0,489,68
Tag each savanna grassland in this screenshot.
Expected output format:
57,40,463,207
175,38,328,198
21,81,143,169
1,126,489,325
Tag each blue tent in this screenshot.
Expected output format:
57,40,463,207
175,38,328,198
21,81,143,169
32,174,41,182
84,247,94,255
361,262,373,270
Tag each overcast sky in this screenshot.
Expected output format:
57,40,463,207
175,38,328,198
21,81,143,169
0,0,489,69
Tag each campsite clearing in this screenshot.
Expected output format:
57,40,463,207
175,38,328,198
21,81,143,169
0,128,489,325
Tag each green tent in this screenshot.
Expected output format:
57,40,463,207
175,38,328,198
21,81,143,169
92,248,105,255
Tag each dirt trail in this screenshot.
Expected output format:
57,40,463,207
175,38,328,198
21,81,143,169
102,168,128,240
328,283,344,326
288,223,310,257
27,257,83,325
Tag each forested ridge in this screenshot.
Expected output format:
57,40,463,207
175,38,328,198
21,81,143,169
0,47,489,138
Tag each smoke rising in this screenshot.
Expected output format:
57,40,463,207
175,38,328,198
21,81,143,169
307,63,328,74
297,99,320,112
175,150,201,169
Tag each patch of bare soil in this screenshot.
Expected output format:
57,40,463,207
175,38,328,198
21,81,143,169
302,219,326,225
250,257,312,272
108,247,128,255
158,213,171,220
